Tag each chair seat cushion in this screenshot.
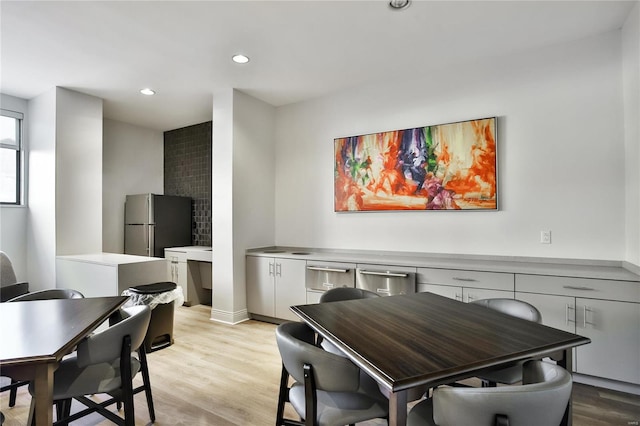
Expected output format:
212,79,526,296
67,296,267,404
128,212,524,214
28,355,141,400
289,382,388,426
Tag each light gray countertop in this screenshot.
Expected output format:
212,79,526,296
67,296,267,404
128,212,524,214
246,247,640,282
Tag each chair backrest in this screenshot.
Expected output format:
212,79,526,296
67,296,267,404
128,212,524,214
471,298,542,323
7,288,84,302
0,251,18,286
433,360,572,426
319,287,380,303
276,322,361,392
77,305,151,368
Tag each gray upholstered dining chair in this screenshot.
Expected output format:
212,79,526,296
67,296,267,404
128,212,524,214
275,321,389,426
0,251,28,409
27,305,155,426
470,298,542,386
407,360,572,426
7,288,85,302
0,251,28,302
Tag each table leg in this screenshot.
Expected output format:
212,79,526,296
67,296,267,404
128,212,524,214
30,363,55,425
388,389,408,426
557,348,573,426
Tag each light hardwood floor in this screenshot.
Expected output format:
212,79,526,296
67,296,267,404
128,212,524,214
1,304,639,425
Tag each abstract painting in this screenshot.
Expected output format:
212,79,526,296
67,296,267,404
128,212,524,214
334,117,497,211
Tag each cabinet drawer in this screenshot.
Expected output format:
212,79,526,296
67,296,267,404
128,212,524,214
516,274,640,303
417,267,514,291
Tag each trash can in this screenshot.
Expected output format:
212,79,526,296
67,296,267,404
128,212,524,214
121,282,184,353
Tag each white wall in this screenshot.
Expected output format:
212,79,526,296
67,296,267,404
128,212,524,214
232,90,276,316
26,87,103,290
102,119,164,253
212,89,235,322
274,31,628,261
0,94,28,279
55,88,103,256
26,88,57,290
623,2,640,266
211,89,276,323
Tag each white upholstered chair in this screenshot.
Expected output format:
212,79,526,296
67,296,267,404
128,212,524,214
470,298,542,386
407,360,572,426
275,321,389,426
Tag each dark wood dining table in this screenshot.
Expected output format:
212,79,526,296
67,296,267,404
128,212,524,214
0,295,128,425
291,291,591,426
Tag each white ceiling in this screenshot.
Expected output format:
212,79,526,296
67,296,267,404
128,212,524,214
1,1,636,132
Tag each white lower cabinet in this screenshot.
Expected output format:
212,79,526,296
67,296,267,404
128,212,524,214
417,267,515,302
516,292,575,333
418,283,463,301
417,283,513,302
246,256,306,322
516,274,640,385
166,252,188,301
576,298,640,384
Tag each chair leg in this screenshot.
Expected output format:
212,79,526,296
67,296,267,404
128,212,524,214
302,364,317,426
138,347,156,422
276,364,289,426
55,399,72,426
8,380,18,407
120,336,135,426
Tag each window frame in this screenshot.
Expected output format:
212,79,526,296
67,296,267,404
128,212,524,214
0,109,24,205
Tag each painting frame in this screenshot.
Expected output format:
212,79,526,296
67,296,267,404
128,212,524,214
334,117,498,212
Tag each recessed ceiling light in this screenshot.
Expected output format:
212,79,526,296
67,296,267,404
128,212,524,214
389,0,410,10
140,88,155,96
232,54,250,64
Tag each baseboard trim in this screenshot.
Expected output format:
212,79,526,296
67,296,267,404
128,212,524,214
573,373,640,395
209,308,250,325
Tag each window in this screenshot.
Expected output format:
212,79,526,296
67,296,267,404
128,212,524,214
0,109,23,204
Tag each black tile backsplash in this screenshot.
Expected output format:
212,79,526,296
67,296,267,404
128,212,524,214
164,122,212,246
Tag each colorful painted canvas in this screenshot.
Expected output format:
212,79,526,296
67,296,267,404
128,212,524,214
334,117,497,211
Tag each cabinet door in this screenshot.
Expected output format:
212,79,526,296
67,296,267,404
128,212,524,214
417,283,463,302
275,258,307,321
575,298,640,384
246,256,275,317
166,251,189,302
516,292,575,333
464,288,514,303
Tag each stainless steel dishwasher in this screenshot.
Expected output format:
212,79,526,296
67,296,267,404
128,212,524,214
305,261,356,303
356,264,416,296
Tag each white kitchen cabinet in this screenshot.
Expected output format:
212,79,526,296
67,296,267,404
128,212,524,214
418,283,463,301
419,283,513,302
167,252,188,300
246,256,306,321
517,292,575,333
576,298,640,383
417,267,515,302
166,247,213,306
516,274,640,385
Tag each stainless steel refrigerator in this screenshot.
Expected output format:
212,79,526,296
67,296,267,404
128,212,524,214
124,194,192,257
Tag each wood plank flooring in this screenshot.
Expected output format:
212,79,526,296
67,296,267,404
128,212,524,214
1,304,638,425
